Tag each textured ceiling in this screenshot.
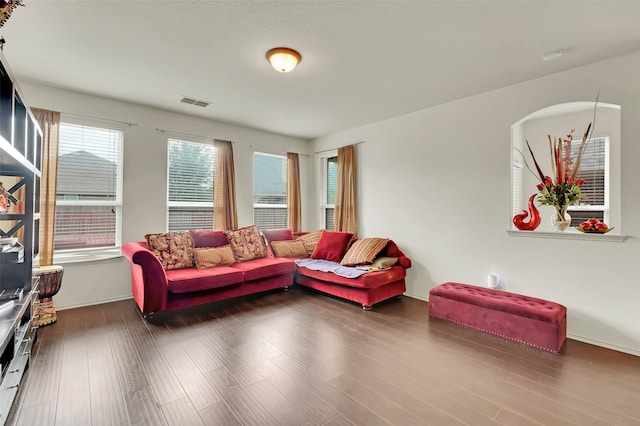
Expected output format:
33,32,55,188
2,1,640,139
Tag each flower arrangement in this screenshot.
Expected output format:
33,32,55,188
0,1,24,29
522,124,593,223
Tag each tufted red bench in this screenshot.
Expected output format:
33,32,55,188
428,282,567,353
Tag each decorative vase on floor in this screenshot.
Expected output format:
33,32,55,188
551,210,571,232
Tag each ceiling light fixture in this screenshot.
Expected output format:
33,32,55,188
266,47,302,73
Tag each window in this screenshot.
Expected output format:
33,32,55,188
167,138,214,231
512,159,523,217
321,154,338,230
54,121,123,260
511,102,620,236
253,152,287,230
567,136,608,224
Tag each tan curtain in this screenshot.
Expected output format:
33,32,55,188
32,108,60,266
333,144,357,236
286,152,301,232
213,139,238,230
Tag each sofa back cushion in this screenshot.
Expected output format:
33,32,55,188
311,230,354,263
224,225,267,262
341,237,389,266
262,228,293,245
193,245,236,269
145,232,194,270
271,240,308,258
189,229,229,248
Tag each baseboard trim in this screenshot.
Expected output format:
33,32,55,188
57,295,134,311
403,292,428,302
567,333,640,357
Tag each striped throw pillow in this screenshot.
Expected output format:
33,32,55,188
340,237,389,266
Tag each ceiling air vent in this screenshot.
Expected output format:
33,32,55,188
180,96,211,108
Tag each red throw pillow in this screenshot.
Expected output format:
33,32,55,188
311,231,354,263
189,229,229,248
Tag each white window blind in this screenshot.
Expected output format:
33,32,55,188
323,155,337,230
568,136,608,223
167,139,214,232
512,160,522,217
253,152,287,230
55,123,123,252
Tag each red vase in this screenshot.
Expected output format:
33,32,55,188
513,194,541,231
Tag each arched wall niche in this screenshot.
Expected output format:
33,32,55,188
510,102,621,233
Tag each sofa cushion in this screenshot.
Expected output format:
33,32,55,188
262,228,293,245
189,229,229,248
145,232,194,270
295,230,323,256
341,237,389,266
193,245,236,269
311,231,353,263
296,265,406,289
271,240,308,258
370,256,398,269
224,225,267,262
166,266,244,293
231,257,297,282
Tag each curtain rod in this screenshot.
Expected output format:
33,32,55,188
60,112,137,127
249,145,311,157
314,140,365,154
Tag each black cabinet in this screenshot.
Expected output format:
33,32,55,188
0,51,41,424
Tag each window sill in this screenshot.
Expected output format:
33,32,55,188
507,229,626,242
51,247,123,265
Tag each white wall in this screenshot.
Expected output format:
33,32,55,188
18,82,312,310
312,50,640,356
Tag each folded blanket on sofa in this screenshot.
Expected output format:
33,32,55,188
295,259,369,279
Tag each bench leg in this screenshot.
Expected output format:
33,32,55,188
362,304,372,311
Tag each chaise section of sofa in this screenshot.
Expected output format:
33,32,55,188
263,229,412,310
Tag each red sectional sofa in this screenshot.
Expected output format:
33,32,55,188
122,228,411,317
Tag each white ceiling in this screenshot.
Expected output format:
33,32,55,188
2,1,640,140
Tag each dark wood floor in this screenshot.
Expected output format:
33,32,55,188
7,287,640,425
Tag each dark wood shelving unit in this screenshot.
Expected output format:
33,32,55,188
0,50,42,425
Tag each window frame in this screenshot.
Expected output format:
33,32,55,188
320,151,338,230
166,137,215,232
53,116,124,264
252,151,288,230
566,134,610,224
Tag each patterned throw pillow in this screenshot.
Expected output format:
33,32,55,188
271,240,308,257
224,225,267,263
145,232,194,270
294,230,323,256
341,237,389,266
193,245,236,269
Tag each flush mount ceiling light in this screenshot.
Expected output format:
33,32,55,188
266,47,302,73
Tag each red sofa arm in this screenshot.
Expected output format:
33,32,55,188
385,240,412,269
122,241,168,315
